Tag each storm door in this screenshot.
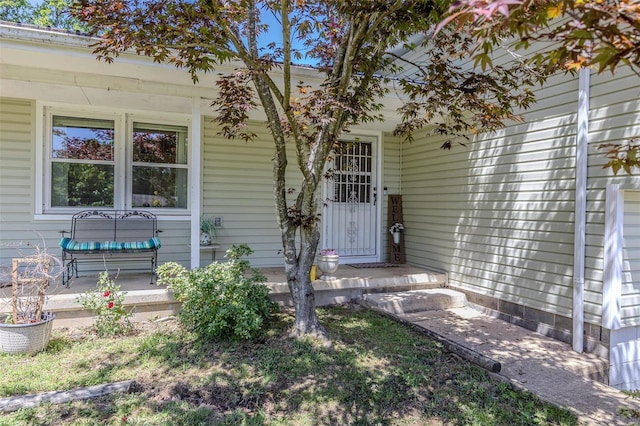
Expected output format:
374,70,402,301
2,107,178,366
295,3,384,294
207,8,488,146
323,138,379,261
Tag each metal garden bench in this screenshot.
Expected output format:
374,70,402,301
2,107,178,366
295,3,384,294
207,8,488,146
59,210,161,287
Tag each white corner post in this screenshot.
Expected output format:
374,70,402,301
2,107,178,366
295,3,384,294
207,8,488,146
572,68,590,353
190,97,202,269
603,184,623,331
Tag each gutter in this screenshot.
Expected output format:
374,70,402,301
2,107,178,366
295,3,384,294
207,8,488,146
0,20,96,48
573,68,590,353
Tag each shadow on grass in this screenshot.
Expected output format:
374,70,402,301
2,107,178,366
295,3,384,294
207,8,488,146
0,306,577,425
123,306,578,425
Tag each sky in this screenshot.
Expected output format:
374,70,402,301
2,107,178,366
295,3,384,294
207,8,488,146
24,0,317,66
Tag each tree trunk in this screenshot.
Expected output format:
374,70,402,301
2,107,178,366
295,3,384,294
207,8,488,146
250,71,328,337
284,190,326,337
286,265,324,336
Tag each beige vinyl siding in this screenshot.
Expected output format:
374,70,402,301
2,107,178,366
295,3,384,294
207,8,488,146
587,67,640,326
0,99,67,267
202,122,396,266
402,73,580,318
202,118,284,267
0,98,40,265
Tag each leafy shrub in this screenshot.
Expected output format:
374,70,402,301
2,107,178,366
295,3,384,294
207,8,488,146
77,271,133,337
156,244,278,340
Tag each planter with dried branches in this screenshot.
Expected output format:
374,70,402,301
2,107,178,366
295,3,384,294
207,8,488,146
0,252,61,354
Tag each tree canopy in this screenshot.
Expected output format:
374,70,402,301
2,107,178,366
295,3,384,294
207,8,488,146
438,0,640,174
0,0,85,30
439,0,640,74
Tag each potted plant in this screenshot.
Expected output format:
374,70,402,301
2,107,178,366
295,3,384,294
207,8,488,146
200,214,218,246
389,222,404,244
316,248,339,280
0,251,61,354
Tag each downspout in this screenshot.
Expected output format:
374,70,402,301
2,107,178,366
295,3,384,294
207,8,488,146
399,130,403,194
573,68,590,353
190,97,202,269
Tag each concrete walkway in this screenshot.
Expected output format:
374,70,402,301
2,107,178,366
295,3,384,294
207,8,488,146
362,290,640,426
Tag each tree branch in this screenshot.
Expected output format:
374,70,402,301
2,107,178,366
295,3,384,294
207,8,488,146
282,0,291,112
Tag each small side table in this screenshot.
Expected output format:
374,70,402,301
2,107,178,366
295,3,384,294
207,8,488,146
200,244,221,262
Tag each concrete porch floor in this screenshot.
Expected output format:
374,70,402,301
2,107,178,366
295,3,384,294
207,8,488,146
1,263,447,329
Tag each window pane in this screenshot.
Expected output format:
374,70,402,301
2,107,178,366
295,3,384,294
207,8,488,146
133,123,188,165
132,166,187,208
51,163,114,207
52,116,114,160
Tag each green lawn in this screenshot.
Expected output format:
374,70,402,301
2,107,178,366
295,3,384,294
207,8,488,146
0,305,577,425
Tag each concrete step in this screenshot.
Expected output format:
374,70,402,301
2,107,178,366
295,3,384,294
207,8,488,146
362,289,467,315
268,268,448,307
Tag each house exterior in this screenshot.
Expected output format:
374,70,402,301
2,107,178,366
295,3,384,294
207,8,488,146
402,65,640,389
0,23,404,270
1,23,639,390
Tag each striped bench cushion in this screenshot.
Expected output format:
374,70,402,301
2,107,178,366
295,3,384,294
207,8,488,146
100,241,121,251
121,238,161,250
59,237,161,251
59,238,99,251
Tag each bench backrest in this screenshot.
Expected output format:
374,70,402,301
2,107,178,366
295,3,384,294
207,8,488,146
70,210,157,242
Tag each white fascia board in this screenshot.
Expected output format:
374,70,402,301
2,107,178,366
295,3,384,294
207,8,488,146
0,23,322,85
0,23,402,130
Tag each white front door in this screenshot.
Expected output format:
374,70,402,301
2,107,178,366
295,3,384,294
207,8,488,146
323,137,379,262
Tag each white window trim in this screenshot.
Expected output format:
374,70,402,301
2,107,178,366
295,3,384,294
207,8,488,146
126,115,191,211
44,107,122,212
35,102,192,218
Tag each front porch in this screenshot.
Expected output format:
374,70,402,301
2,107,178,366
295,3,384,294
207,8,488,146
1,264,447,329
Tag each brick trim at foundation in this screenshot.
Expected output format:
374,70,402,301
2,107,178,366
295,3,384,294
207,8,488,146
454,287,610,359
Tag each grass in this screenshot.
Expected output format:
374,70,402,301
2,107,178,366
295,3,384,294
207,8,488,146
0,305,577,425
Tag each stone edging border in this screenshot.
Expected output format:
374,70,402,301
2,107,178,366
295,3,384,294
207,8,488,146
0,380,135,412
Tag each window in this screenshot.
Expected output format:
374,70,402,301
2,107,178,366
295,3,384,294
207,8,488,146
44,109,190,213
51,116,115,207
131,123,188,209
